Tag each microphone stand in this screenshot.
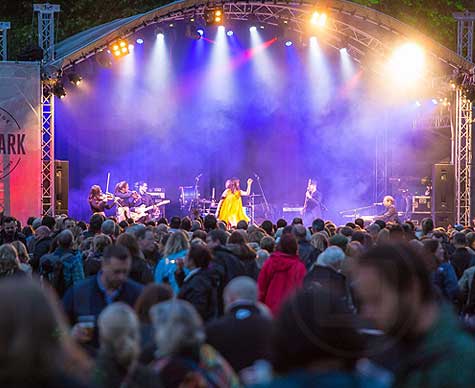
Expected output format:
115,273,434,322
254,175,271,219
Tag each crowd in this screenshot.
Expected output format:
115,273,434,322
0,212,475,387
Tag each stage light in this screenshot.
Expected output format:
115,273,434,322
227,30,234,36
250,26,257,32
388,42,425,84
415,101,421,107
205,7,224,26
218,25,225,32
309,36,317,44
52,80,66,99
310,11,327,27
67,73,82,86
432,99,438,105
285,40,293,47
197,28,204,36
136,38,144,44
340,47,347,54
110,39,129,58
260,25,265,29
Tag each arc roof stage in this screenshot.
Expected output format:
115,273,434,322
48,0,473,79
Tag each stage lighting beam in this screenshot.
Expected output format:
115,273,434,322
310,11,327,27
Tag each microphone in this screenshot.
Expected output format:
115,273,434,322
373,202,383,206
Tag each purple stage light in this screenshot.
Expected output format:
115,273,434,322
136,38,144,44
249,26,257,32
227,30,234,36
285,41,293,47
197,28,204,36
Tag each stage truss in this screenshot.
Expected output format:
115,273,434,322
40,0,475,220
455,88,472,225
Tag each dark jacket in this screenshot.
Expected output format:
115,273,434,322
227,243,259,280
30,236,53,272
62,274,143,348
129,256,154,285
298,240,320,270
210,246,246,315
450,247,474,279
431,262,460,302
0,230,26,246
177,268,218,322
304,265,349,303
205,302,272,372
94,351,160,388
0,374,92,388
84,252,103,277
375,205,398,223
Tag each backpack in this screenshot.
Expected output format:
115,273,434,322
40,254,66,297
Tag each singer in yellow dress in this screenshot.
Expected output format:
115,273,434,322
217,178,253,227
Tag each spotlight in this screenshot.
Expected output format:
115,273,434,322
52,80,66,99
227,30,234,36
388,42,425,84
110,39,129,58
185,23,203,40
340,47,348,54
67,73,82,86
205,7,224,26
218,26,225,32
249,26,257,32
415,101,421,107
309,36,317,45
155,27,165,40
432,99,438,105
285,40,293,47
310,11,327,27
136,38,144,44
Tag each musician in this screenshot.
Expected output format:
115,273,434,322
134,181,155,222
217,177,253,227
302,179,323,225
136,181,154,207
375,195,398,223
114,181,138,208
88,185,116,215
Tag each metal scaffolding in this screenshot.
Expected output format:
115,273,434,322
454,11,475,62
0,22,10,61
35,3,60,215
454,89,473,225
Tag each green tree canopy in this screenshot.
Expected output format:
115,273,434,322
0,0,472,59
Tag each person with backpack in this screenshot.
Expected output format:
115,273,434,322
40,230,84,297
459,264,475,325
206,229,245,316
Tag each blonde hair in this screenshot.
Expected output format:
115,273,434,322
0,244,20,277
11,241,29,263
163,230,190,257
310,232,329,251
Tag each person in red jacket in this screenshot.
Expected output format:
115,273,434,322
258,233,306,315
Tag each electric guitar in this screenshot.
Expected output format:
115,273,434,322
129,200,170,221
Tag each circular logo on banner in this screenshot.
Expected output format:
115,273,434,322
0,107,24,179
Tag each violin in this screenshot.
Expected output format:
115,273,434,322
100,193,115,202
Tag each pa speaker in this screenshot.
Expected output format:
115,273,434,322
54,160,69,215
431,163,454,227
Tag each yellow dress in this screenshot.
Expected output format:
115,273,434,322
218,190,249,226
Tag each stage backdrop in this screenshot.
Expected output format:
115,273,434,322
0,62,41,223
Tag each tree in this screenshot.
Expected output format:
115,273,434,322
0,0,472,60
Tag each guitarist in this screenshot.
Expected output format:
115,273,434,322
134,181,155,222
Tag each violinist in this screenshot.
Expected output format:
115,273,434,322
114,181,139,208
88,185,117,215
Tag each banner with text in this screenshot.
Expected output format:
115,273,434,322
0,62,41,223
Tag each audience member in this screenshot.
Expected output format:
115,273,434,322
258,233,306,315
150,300,240,388
206,277,272,373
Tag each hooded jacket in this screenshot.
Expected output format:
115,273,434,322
258,251,306,315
